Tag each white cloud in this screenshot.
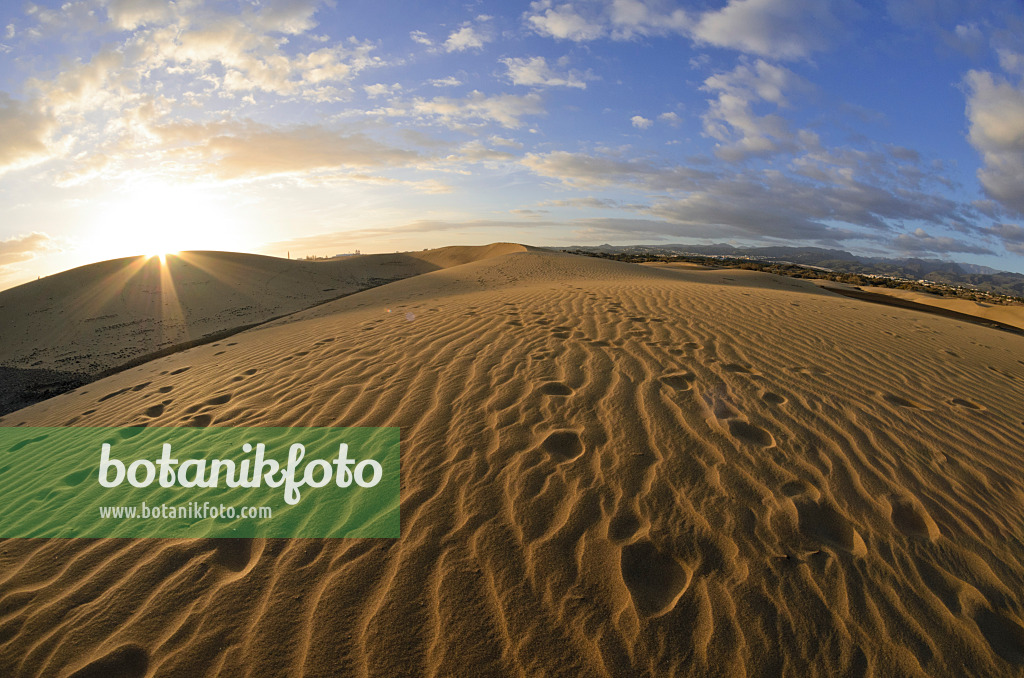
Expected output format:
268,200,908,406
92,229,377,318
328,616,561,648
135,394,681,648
489,135,523,149
700,60,807,160
658,111,682,125
606,0,689,39
525,2,605,41
524,0,852,58
692,0,856,60
963,69,1024,216
503,56,590,89
154,121,421,179
105,0,172,30
444,140,517,163
0,94,54,174
631,115,653,129
364,82,402,99
430,76,462,87
524,0,689,41
404,91,545,129
444,26,487,52
997,49,1024,77
410,30,433,46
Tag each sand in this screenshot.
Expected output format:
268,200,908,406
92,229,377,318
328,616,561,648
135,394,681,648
1,246,1024,676
829,284,1024,332
0,245,529,414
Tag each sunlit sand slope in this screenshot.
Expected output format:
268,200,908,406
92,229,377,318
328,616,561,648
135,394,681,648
2,250,1024,677
0,250,440,375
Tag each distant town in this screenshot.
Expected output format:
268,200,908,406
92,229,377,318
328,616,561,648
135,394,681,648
563,246,1024,306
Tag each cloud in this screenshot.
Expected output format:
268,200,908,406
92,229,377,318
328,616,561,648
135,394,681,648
523,146,977,246
658,111,682,125
963,69,1024,217
692,0,857,60
503,56,590,89
700,60,807,160
893,228,996,255
444,26,487,52
410,30,433,46
524,0,689,41
443,140,517,163
631,115,653,129
105,0,173,30
525,2,605,41
364,82,402,99
982,223,1024,255
431,76,462,87
383,91,544,129
522,151,714,191
998,49,1024,77
523,0,853,59
0,232,59,268
154,122,421,179
0,94,54,174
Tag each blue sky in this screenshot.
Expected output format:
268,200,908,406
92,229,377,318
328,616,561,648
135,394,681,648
1,0,1023,289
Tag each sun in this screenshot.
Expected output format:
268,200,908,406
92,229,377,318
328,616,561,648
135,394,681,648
88,180,243,262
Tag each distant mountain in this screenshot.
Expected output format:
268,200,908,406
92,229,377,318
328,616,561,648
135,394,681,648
556,244,1024,298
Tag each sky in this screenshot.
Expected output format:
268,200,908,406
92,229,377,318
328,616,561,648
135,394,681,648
1,0,1024,289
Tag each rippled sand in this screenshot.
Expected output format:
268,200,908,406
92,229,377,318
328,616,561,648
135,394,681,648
2,246,1023,676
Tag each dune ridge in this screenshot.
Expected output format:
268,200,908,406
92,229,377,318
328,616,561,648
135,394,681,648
1,249,1023,676
0,244,529,415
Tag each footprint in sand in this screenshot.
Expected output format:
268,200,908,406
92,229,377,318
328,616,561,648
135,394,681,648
183,413,213,427
974,607,1024,665
727,420,775,447
209,537,255,572
541,431,584,461
660,373,696,391
951,398,984,410
143,403,165,418
68,644,149,678
883,393,927,409
169,367,190,375
98,387,131,403
762,391,786,405
538,382,573,396
621,540,691,617
888,496,940,541
794,498,867,556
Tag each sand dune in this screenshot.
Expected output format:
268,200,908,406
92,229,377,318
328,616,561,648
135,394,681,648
832,284,1024,332
0,244,528,414
2,248,1024,676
